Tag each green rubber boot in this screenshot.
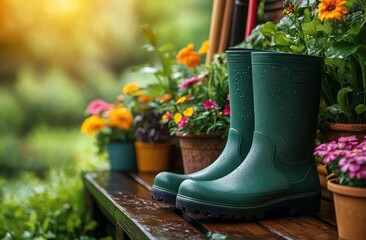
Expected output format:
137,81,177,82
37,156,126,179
176,52,323,219
151,49,257,204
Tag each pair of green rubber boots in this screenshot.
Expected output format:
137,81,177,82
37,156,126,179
151,49,322,219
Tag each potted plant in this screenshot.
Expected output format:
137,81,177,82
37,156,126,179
160,52,230,173
133,107,174,173
242,0,366,138
314,135,366,239
80,84,140,172
137,26,229,173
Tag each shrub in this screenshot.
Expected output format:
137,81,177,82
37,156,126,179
15,67,86,130
0,168,110,239
0,89,23,135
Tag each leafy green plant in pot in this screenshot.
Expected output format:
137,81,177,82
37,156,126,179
242,0,366,139
314,135,366,239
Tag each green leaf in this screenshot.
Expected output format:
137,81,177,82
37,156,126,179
337,87,352,115
355,104,366,115
273,32,293,46
140,25,158,46
316,22,332,35
302,19,318,36
328,104,342,114
259,21,278,37
290,45,304,53
325,43,361,58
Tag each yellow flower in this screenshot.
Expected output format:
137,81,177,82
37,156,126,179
318,0,348,21
109,108,133,129
183,107,194,117
130,90,145,97
176,44,201,69
177,96,186,104
173,113,182,124
198,40,209,54
80,115,107,136
122,83,140,94
138,95,153,102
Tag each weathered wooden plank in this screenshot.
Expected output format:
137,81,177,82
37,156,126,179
258,216,338,240
135,172,339,240
84,172,207,240
134,173,277,239
312,200,337,227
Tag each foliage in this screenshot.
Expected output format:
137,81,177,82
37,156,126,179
133,109,171,143
0,89,23,135
0,168,110,239
314,135,366,187
161,53,230,136
242,0,366,124
137,26,230,136
15,67,86,129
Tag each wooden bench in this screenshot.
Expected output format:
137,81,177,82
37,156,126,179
83,171,339,240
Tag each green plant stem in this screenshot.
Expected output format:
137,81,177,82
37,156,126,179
356,53,366,104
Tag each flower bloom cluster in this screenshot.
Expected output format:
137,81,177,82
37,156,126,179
314,135,366,186
176,44,201,69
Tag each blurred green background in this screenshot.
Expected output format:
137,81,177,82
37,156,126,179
0,0,212,238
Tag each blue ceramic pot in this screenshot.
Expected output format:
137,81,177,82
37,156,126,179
107,141,136,172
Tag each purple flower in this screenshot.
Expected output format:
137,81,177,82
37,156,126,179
223,104,230,116
179,76,201,89
322,150,344,164
313,141,337,157
86,99,110,115
202,99,218,110
337,135,359,149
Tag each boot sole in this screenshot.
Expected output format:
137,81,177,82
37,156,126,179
176,192,321,220
151,186,177,205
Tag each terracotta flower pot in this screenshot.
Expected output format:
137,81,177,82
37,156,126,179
319,122,366,142
134,140,173,173
328,179,366,240
176,131,226,174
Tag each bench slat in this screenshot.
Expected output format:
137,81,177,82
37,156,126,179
258,216,338,240
84,172,207,240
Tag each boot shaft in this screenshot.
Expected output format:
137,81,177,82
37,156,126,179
251,52,322,164
226,49,254,135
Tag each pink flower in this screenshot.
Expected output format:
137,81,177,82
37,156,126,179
226,93,230,101
86,99,110,115
179,76,201,89
223,104,230,116
313,141,337,158
202,99,218,110
178,116,189,128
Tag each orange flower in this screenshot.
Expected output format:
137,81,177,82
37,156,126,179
138,95,153,102
176,44,201,69
159,93,172,103
122,83,140,94
109,108,133,129
198,40,209,54
80,115,107,136
318,0,348,21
